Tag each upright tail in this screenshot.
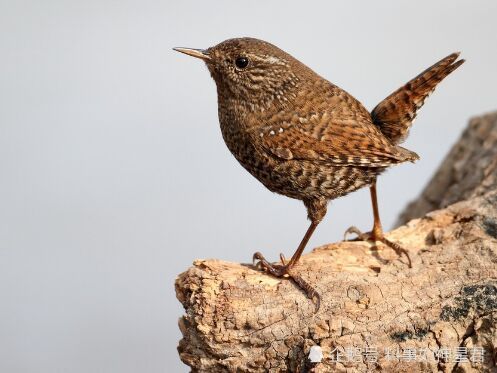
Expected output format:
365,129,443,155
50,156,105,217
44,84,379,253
371,52,465,144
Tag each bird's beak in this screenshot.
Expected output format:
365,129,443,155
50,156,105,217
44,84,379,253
173,47,211,61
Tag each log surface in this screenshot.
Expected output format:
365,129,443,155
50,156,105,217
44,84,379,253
397,111,497,225
175,112,497,372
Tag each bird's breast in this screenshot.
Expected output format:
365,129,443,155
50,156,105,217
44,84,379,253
217,106,282,187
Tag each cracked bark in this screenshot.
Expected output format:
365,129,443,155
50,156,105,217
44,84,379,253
175,111,497,372
397,111,497,226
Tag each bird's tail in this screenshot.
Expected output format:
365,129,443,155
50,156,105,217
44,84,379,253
371,52,465,145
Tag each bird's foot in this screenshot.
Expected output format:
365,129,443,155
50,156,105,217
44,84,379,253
252,252,321,312
344,226,412,268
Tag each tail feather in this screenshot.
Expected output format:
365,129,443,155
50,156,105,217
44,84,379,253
372,52,465,144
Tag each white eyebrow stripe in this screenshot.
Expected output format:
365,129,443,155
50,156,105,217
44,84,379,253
254,55,285,65
264,56,282,64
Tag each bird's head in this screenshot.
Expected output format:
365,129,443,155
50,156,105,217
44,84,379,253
174,38,305,108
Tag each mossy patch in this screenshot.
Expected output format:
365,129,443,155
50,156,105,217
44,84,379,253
482,217,497,238
390,326,430,342
440,284,497,321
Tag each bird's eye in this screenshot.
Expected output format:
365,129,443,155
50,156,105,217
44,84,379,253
235,57,249,69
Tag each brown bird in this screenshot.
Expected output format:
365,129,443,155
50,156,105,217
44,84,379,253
174,38,464,310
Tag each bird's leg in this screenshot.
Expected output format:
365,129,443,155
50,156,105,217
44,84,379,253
344,181,412,267
253,220,317,277
253,220,320,309
253,199,327,311
253,220,321,311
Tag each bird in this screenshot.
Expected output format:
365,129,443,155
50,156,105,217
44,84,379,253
174,38,464,311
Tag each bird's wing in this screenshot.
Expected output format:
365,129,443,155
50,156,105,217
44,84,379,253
257,106,418,167
371,52,465,144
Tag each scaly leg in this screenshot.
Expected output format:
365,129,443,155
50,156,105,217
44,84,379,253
253,220,321,312
344,180,412,267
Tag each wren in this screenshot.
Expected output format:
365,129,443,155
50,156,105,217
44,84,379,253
174,38,464,311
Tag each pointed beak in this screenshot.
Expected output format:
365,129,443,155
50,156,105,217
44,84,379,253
173,47,211,61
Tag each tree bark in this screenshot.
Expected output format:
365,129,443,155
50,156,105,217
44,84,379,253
175,111,497,372
397,111,497,226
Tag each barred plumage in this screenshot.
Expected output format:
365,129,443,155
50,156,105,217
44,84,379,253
174,38,464,310
372,52,465,144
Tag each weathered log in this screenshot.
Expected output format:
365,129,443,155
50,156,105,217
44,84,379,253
397,111,497,225
175,112,497,372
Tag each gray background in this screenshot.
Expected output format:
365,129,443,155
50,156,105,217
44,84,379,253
1,0,496,372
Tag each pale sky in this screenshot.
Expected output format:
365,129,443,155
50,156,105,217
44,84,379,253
1,1,496,372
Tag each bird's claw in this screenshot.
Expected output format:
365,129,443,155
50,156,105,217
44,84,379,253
252,252,264,270
252,251,321,312
344,226,369,241
343,227,412,268
381,236,412,268
289,271,321,313
252,252,287,276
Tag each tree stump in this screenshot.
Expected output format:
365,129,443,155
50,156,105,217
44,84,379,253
175,111,497,372
397,111,497,226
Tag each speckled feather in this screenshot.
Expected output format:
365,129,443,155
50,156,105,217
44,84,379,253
175,38,463,303
193,37,463,220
